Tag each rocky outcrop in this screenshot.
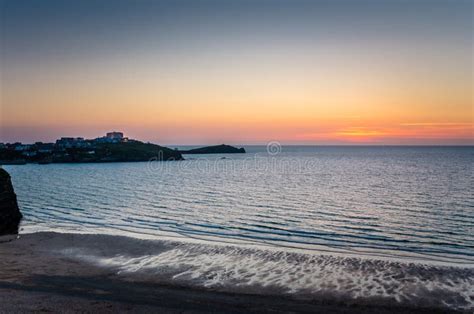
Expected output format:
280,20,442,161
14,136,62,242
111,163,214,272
0,168,22,235
179,144,246,154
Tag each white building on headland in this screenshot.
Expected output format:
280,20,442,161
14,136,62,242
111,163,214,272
14,144,32,151
55,137,89,148
106,132,124,140
95,132,127,143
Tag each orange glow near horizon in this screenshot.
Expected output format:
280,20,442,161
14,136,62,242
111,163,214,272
1,1,472,145
2,58,472,145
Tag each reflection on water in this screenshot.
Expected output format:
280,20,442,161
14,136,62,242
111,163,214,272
6,146,474,264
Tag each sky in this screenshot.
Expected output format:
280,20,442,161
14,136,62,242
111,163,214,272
1,0,472,145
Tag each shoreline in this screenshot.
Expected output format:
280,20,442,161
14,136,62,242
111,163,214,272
0,232,470,313
17,226,474,267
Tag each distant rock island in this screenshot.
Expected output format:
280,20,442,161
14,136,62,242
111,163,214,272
0,132,245,164
0,168,22,235
179,144,246,154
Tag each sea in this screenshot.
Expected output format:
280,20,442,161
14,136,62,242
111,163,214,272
4,145,474,311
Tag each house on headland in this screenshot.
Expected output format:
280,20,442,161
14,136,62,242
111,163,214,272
94,132,127,143
55,137,89,149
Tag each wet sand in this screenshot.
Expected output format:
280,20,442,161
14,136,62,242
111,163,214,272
0,232,461,313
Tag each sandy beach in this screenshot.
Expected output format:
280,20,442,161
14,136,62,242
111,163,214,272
0,232,466,313
2,0,472,312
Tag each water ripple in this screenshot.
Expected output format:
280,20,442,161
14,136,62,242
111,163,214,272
6,146,474,265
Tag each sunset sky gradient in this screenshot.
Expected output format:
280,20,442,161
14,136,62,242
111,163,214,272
1,0,472,145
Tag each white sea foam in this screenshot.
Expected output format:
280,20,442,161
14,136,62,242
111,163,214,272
62,239,474,311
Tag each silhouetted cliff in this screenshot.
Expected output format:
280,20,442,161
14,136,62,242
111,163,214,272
0,168,22,235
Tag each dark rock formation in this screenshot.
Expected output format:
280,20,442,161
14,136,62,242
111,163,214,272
0,168,22,235
179,144,246,154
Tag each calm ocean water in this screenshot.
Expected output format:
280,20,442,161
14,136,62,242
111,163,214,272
5,146,474,264
5,146,474,310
